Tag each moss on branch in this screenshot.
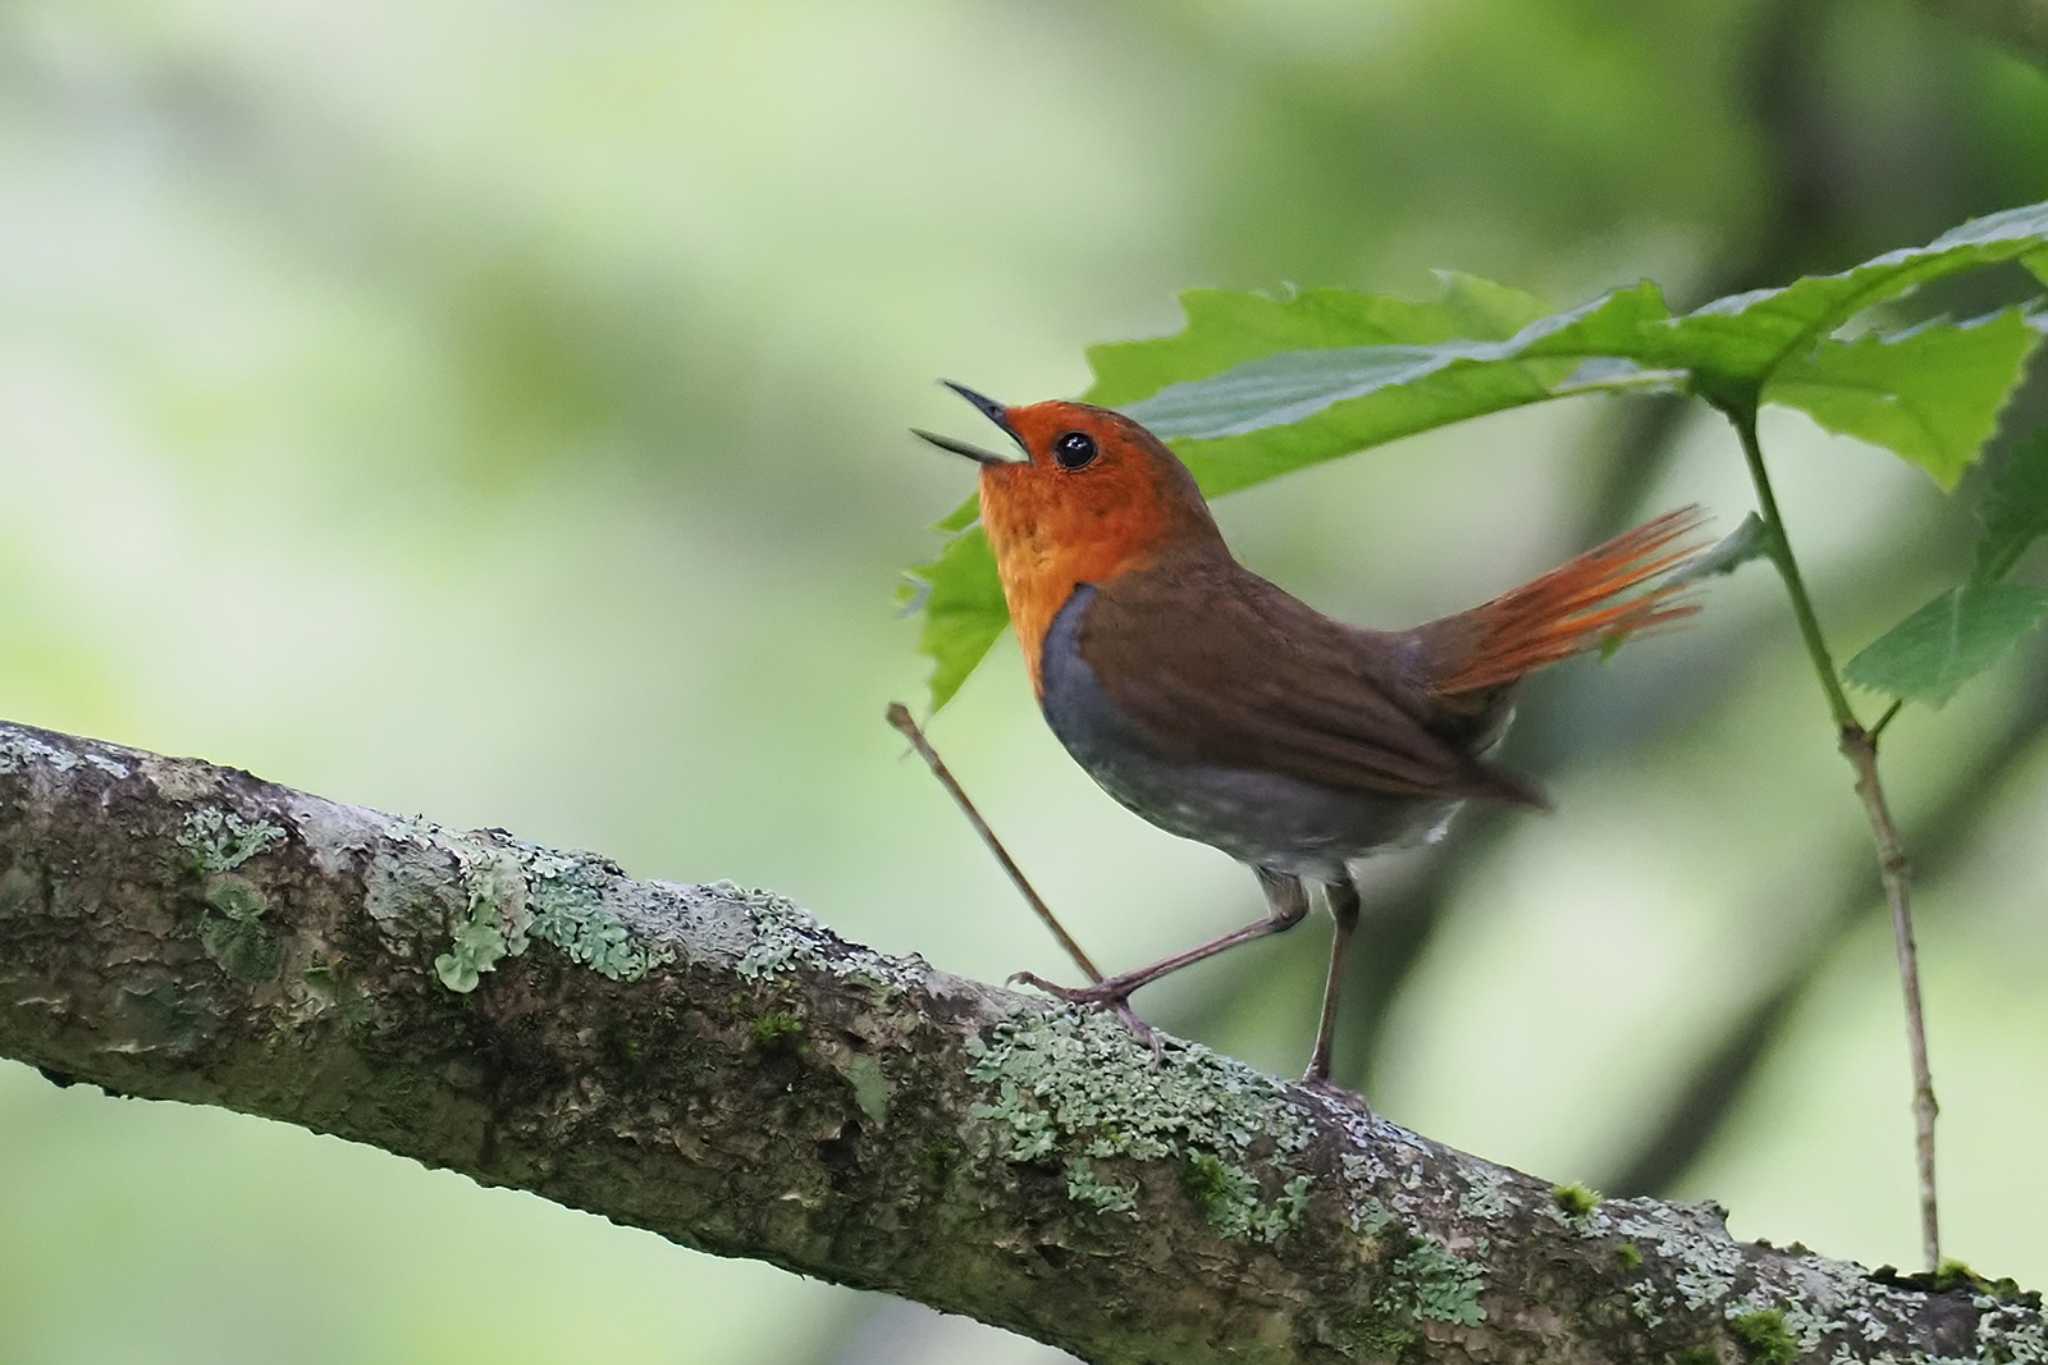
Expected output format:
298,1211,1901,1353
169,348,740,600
0,719,2037,1365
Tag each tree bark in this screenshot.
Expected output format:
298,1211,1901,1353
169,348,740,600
0,719,2037,1365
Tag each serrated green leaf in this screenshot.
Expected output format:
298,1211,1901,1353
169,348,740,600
1121,283,1685,499
902,201,2048,710
1972,432,2048,583
1676,201,2048,394
1083,274,1552,409
1766,311,2041,490
1844,582,2048,706
905,527,1007,712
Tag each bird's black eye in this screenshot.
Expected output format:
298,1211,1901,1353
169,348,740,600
1053,431,1098,470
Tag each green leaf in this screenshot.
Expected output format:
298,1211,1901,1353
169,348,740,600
902,201,2048,709
1972,432,2048,583
1676,200,2048,398
1120,282,1685,499
1843,582,2048,706
1122,201,2048,491
1083,274,1552,409
902,525,1006,712
1765,311,2042,490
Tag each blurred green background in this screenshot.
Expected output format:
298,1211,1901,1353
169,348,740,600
3,1,2045,1361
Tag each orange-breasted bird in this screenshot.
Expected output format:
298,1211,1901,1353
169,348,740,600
914,382,1703,1096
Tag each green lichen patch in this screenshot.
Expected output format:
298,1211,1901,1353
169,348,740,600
1616,1240,1644,1271
196,873,280,982
435,919,506,993
1390,1240,1489,1329
1345,1235,1490,1351
1616,1205,1744,1315
1340,1152,1398,1237
0,728,131,779
1971,1293,2048,1363
1065,1157,1139,1217
720,881,927,995
179,808,286,875
435,849,530,993
843,1053,891,1127
359,817,672,990
1728,1308,1797,1364
1458,1166,1517,1221
527,853,672,981
964,1007,1315,1242
1182,1151,1260,1234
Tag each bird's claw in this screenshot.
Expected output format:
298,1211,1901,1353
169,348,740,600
1005,970,1115,1005
1007,971,1168,1067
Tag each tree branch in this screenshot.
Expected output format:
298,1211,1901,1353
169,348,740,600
0,720,2036,1365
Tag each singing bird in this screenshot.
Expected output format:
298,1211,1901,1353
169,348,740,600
915,382,1702,1094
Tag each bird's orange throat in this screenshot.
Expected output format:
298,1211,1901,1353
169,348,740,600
978,461,1219,697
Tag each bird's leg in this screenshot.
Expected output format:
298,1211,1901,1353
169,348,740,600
1010,868,1310,1059
1300,877,1367,1107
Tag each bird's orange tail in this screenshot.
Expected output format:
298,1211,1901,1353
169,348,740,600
1433,506,1709,696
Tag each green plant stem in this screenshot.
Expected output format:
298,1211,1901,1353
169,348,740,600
1731,409,1862,731
1725,402,1940,1272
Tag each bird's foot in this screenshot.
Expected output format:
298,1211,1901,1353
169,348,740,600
1008,971,1167,1066
1298,1072,1374,1114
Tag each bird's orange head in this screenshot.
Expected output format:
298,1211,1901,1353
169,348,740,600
914,381,1224,694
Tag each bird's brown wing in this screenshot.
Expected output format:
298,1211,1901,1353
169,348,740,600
1078,557,1541,807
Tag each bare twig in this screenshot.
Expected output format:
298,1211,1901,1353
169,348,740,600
886,702,1103,983
1842,725,1941,1270
1727,404,1941,1269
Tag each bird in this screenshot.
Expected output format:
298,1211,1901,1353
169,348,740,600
913,381,1703,1097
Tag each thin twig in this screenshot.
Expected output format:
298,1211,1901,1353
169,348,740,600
1842,726,1941,1270
885,702,1103,983
1726,402,1940,1269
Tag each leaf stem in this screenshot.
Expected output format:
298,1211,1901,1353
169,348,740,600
1729,405,1861,731
1723,401,1940,1270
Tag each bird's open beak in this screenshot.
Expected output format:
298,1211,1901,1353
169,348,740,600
910,380,1024,466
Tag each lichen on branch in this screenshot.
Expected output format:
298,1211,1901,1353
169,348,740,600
0,719,2037,1365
